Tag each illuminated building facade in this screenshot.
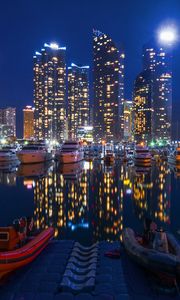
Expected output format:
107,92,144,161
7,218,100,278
77,126,93,143
93,30,125,143
143,42,172,143
68,63,90,139
123,100,133,141
0,107,16,137
133,70,153,143
33,43,66,141
23,106,34,140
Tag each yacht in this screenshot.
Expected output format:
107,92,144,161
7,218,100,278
168,145,180,165
0,147,17,162
17,143,52,164
134,145,152,167
104,150,115,164
56,141,84,164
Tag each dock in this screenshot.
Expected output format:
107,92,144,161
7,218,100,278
0,240,179,300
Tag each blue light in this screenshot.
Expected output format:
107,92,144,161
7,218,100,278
71,63,89,69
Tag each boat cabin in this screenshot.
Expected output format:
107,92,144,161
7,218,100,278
0,227,20,251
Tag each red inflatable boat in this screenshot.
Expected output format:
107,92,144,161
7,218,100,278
0,226,54,278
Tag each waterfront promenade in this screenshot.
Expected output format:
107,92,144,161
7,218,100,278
0,240,179,300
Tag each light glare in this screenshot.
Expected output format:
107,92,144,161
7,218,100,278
158,26,177,45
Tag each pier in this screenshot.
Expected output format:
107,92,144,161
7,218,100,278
1,240,180,300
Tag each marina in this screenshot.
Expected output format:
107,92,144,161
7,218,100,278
0,153,180,298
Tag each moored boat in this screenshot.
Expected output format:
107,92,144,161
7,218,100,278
168,146,180,165
134,145,152,167
104,150,115,164
123,227,180,278
55,141,84,164
17,143,52,164
0,147,18,162
0,226,54,279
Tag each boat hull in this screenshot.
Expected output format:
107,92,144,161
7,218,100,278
0,154,17,162
17,152,52,164
0,227,54,279
123,228,180,277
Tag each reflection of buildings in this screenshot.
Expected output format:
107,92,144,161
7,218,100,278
91,162,123,242
130,162,171,226
152,162,171,224
131,168,152,220
33,164,90,238
0,171,16,186
33,160,124,242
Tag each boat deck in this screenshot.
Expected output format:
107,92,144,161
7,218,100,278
0,240,179,300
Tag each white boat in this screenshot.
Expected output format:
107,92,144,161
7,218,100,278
0,147,17,162
134,145,152,167
168,146,180,165
17,143,52,164
56,141,84,164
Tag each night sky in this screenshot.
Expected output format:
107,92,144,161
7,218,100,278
0,0,180,137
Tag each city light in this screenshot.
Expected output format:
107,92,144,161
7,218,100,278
158,26,177,45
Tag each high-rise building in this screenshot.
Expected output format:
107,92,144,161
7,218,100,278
143,41,172,143
123,100,133,141
33,42,66,141
0,107,16,137
133,70,153,143
93,30,125,143
68,63,90,139
23,106,34,140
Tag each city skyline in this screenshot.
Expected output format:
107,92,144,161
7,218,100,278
0,0,179,137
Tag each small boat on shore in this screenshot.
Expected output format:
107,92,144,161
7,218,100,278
123,227,180,278
0,225,54,279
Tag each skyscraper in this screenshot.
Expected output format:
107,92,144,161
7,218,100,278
133,70,153,143
93,30,124,143
123,100,133,141
68,63,90,139
33,42,66,141
143,41,172,143
23,106,34,140
0,107,16,137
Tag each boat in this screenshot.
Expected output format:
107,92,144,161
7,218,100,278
104,150,115,164
168,145,180,165
123,227,180,278
0,225,54,279
0,147,18,162
134,145,152,167
17,143,52,164
55,141,84,164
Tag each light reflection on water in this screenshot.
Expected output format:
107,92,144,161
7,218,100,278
0,160,180,245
